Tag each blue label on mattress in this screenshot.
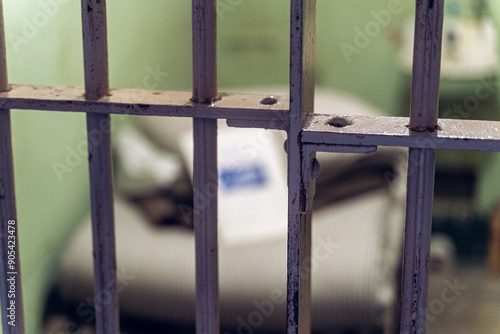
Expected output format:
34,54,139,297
219,164,267,190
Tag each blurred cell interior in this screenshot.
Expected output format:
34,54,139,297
2,0,500,333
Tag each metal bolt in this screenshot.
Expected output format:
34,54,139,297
260,96,278,105
327,116,352,128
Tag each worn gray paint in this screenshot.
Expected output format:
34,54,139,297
0,1,498,334
81,1,120,333
192,1,219,334
400,1,444,333
287,0,316,333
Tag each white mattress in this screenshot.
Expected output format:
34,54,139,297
58,185,405,332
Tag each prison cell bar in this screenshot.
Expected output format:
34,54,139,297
81,1,120,333
0,1,497,334
400,1,444,333
0,1,25,332
287,0,316,333
192,1,219,333
3,84,500,151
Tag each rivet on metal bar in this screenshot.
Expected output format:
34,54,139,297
260,96,278,105
326,115,352,128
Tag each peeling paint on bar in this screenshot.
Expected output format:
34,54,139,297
0,84,288,128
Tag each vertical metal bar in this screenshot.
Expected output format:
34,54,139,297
192,118,218,334
400,1,444,333
0,1,25,332
192,1,219,334
81,1,119,333
81,0,109,100
409,0,443,132
0,111,24,334
0,0,6,92
287,0,316,333
192,0,217,104
401,147,436,333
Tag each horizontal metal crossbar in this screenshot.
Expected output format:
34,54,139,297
3,84,500,154
0,84,288,128
302,113,500,152
4,84,500,154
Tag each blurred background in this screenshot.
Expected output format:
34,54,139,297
2,0,500,333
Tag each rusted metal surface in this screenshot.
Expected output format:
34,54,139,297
0,1,25,332
302,114,500,152
192,1,219,333
287,0,316,333
0,85,288,128
401,1,444,333
81,1,120,333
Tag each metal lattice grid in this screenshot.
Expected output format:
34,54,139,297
0,1,499,334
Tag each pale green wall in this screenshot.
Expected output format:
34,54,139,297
2,1,500,332
479,2,500,212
